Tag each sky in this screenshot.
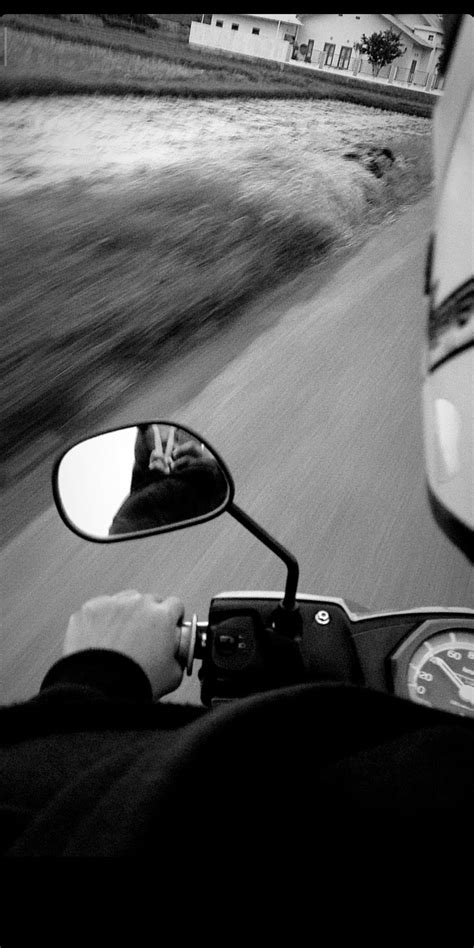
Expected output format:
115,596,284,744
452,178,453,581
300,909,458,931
57,427,137,536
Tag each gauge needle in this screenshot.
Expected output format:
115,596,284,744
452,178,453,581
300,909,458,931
459,684,474,705
431,656,464,691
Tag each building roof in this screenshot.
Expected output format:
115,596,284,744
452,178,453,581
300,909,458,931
246,14,302,26
381,15,434,48
419,14,444,32
296,13,440,48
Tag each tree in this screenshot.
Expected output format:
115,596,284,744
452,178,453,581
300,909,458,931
355,29,404,76
435,43,447,75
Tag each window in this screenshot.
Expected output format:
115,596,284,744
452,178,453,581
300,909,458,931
408,59,417,83
252,27,260,35
323,43,335,66
337,45,352,70
231,23,239,31
216,20,223,28
304,39,314,63
428,34,434,41
202,14,212,25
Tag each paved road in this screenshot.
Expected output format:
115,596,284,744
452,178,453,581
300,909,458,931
2,196,472,705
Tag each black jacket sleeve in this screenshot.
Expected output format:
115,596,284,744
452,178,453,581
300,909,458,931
40,649,153,703
0,649,205,857
3,681,474,860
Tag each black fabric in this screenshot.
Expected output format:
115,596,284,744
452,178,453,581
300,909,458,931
1,651,474,858
110,465,228,534
41,649,154,702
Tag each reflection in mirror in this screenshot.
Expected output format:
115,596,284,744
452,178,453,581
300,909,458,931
56,423,231,540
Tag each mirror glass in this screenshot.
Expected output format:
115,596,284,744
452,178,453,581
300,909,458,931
55,423,232,540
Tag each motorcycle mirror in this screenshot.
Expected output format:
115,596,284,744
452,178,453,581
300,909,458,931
52,421,234,542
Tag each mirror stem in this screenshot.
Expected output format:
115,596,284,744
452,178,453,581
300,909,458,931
228,502,299,611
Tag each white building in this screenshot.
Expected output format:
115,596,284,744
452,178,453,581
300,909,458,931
189,14,444,87
190,14,301,64
296,14,443,77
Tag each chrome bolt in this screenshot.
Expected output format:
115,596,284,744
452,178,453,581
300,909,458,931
315,610,330,625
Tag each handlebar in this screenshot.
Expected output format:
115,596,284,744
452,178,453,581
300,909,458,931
176,594,474,712
177,617,208,675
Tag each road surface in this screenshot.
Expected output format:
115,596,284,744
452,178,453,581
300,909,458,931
2,196,472,705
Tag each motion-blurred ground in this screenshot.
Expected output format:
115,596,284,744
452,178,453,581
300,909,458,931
2,197,472,707
1,96,432,479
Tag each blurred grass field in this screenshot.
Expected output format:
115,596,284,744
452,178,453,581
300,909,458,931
1,138,432,467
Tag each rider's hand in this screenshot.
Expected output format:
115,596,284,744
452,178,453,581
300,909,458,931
63,591,185,699
171,440,205,472
149,450,171,475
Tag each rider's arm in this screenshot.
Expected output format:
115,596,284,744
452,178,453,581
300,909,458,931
37,592,186,705
40,649,154,702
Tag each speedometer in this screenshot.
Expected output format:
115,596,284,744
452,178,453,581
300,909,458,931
390,619,474,717
408,631,474,715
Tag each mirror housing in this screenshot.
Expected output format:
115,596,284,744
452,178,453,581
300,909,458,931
52,421,234,543
52,419,301,621
422,15,474,562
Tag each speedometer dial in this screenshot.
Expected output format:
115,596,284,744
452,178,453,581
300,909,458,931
408,631,474,716
390,619,474,717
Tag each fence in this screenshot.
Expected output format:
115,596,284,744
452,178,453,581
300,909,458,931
356,59,391,80
392,64,429,88
292,49,444,93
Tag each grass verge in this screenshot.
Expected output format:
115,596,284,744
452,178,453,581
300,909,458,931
0,16,435,117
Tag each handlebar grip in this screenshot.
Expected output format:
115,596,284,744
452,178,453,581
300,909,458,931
176,615,198,676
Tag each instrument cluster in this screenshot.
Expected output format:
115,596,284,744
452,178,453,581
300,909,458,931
390,619,474,718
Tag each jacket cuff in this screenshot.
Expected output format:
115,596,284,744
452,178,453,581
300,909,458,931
40,650,153,703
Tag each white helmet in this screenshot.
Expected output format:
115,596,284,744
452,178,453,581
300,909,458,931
422,14,473,562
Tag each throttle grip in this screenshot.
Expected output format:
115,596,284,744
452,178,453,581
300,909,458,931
176,615,198,676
